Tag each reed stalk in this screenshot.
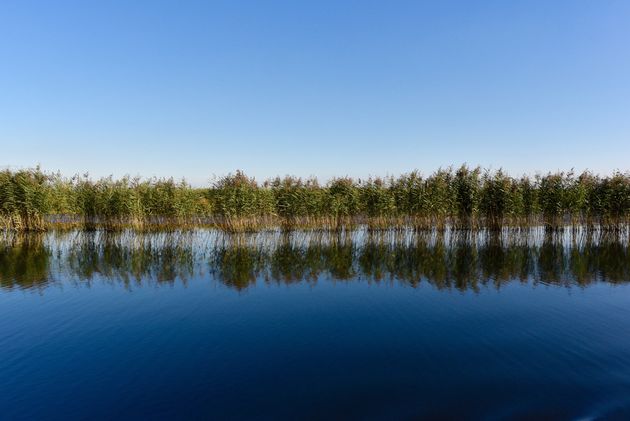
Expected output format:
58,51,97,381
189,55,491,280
1,166,630,232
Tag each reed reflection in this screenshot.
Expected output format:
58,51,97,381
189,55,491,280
63,232,197,288
0,234,49,290
0,230,629,291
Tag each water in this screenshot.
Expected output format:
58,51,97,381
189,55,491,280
1,229,630,419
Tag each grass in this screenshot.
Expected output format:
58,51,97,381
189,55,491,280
1,166,630,232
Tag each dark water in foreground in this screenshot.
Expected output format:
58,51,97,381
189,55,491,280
2,229,630,420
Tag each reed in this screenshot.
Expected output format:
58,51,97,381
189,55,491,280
479,170,526,228
359,177,400,230
212,171,277,232
0,168,50,231
1,166,630,232
270,176,330,230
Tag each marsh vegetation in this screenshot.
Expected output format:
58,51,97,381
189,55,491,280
2,166,630,232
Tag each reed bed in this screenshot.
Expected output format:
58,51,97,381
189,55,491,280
1,166,630,232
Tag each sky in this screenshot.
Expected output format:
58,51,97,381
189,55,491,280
1,0,629,185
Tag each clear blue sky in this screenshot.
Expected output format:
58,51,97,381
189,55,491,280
1,0,629,185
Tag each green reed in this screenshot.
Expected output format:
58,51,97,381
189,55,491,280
0,168,50,231
1,166,630,232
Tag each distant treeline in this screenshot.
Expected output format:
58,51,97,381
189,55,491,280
1,166,630,231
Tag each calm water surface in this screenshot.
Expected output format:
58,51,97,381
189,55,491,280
1,229,630,420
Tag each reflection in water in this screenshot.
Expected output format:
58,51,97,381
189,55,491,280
0,234,49,290
1,230,629,291
64,232,196,287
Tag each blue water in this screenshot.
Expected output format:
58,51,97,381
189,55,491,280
1,230,630,419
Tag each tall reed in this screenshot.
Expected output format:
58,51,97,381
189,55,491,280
2,166,630,232
0,168,50,231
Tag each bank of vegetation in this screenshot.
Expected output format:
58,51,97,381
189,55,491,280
1,166,630,232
